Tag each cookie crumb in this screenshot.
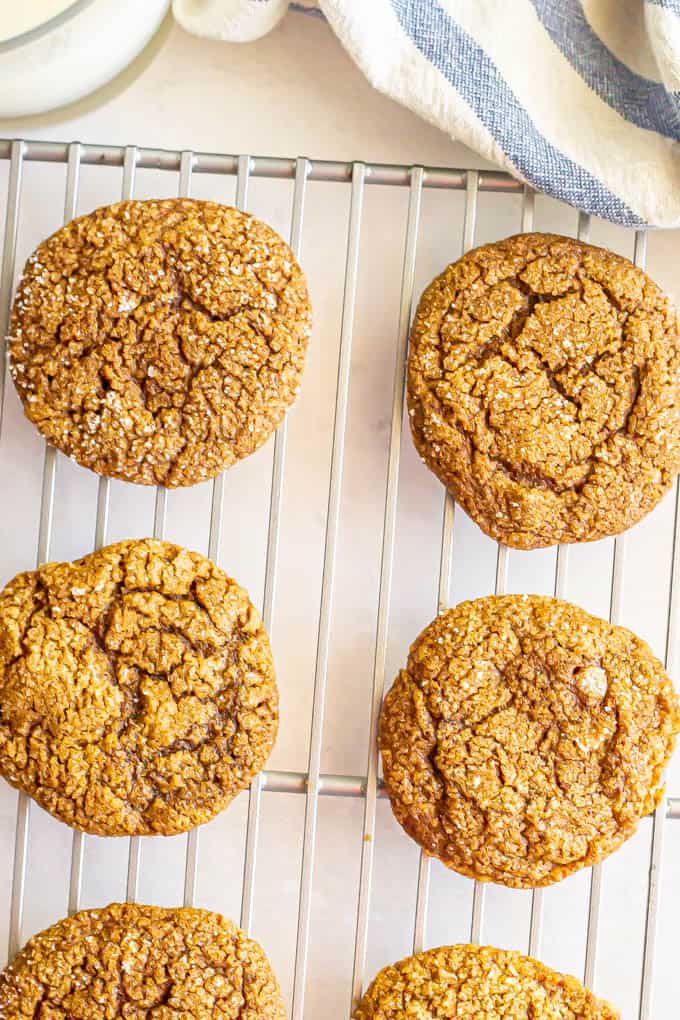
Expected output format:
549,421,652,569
575,665,608,702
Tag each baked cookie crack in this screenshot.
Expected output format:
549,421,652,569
10,198,311,487
408,232,679,547
379,595,680,887
0,539,278,836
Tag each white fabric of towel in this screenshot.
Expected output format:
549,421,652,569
172,0,680,227
172,0,291,41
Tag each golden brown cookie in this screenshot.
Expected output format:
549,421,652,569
379,595,680,888
408,232,680,549
10,198,311,487
0,538,278,836
0,903,284,1020
354,944,618,1019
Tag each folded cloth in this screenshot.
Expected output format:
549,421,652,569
173,0,680,227
171,1,321,41
172,0,291,41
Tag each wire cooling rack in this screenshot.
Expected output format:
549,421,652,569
0,139,678,1020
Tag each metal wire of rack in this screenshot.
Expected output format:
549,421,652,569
0,138,678,1020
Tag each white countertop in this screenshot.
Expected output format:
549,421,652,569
0,12,678,1020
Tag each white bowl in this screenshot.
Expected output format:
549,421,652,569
0,0,170,117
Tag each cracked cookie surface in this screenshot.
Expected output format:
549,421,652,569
353,944,618,1019
407,232,680,548
10,198,311,487
0,903,284,1020
379,595,680,888
0,539,278,836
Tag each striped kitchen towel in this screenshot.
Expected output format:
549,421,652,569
172,0,680,227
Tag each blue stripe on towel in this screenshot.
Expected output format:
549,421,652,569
290,2,325,15
646,0,680,14
390,0,643,225
531,0,680,139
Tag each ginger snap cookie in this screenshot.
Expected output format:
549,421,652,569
0,903,284,1020
10,198,311,487
379,595,680,888
408,232,680,549
0,538,278,836
354,944,618,1020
